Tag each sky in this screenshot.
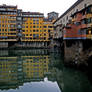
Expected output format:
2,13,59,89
0,0,77,17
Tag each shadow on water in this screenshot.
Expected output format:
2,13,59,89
87,56,92,84
0,49,92,92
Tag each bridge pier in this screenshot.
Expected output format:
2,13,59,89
64,40,92,67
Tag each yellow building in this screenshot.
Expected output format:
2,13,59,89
0,4,17,48
22,12,44,41
43,18,54,39
21,12,53,48
0,4,17,42
0,4,54,48
0,57,19,89
86,6,92,39
22,55,49,80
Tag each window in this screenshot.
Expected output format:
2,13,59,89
8,25,10,27
87,18,91,24
44,37,46,40
22,26,25,28
75,22,81,26
44,61,46,63
33,30,35,32
33,26,35,28
37,34,39,38
87,6,92,14
37,26,39,28
2,25,4,27
10,29,16,31
26,34,28,36
86,29,92,34
44,26,47,28
2,33,4,35
33,34,36,38
78,30,82,35
82,10,85,15
33,34,39,38
82,19,87,24
11,24,15,28
44,57,46,59
37,30,39,32
22,30,25,32
8,29,10,31
30,34,32,36
48,26,53,28
48,30,50,32
33,20,35,22
76,9,78,12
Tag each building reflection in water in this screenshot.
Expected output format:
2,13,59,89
0,49,61,92
0,49,92,92
22,55,49,81
0,56,22,90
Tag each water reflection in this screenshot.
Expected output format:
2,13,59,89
0,49,92,92
0,49,61,92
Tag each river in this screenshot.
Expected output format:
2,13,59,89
0,49,92,92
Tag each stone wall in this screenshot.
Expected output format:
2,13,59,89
64,40,92,67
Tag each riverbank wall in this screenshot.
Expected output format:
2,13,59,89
64,39,92,68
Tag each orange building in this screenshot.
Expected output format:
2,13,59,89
64,5,92,40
